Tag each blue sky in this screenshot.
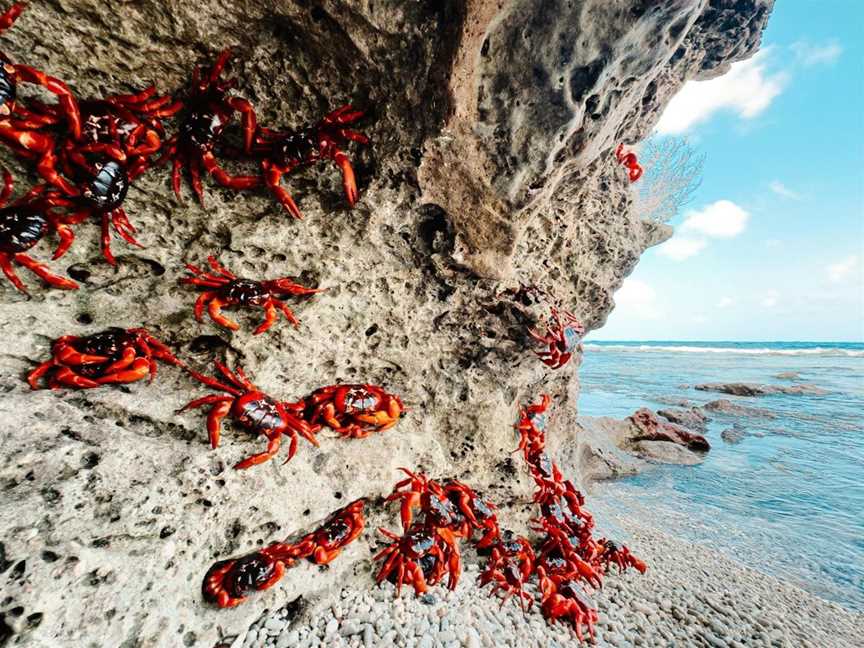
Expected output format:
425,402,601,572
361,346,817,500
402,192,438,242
598,1,863,342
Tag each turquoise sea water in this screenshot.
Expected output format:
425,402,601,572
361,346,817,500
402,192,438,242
579,341,864,610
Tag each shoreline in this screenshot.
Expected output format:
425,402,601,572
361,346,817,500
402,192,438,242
235,496,863,648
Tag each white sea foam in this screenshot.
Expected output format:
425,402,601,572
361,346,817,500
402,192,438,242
582,344,864,357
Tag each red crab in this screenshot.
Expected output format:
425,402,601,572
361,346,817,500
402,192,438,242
27,327,183,389
374,523,461,597
292,498,366,564
179,360,319,469
296,383,405,439
529,307,584,369
386,469,463,534
162,48,258,204
0,169,77,293
203,500,366,608
182,255,322,335
615,143,643,182
21,85,182,265
442,479,500,548
253,105,368,218
203,544,305,608
596,539,647,574
537,567,599,643
516,393,550,458
478,532,536,610
0,3,82,193
534,520,602,589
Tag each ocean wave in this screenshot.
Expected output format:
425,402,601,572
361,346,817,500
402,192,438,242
583,344,864,357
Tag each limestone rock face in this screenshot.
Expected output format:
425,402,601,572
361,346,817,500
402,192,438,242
0,1,771,646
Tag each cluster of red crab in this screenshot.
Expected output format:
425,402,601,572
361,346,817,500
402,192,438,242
0,3,368,293
359,397,645,641
27,326,404,469
514,394,647,639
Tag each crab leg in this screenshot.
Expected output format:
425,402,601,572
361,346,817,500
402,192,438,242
207,400,232,448
27,359,56,389
193,291,216,322
274,299,300,327
254,301,278,335
13,64,82,140
261,160,302,219
330,147,359,206
52,367,100,389
226,96,257,154
14,254,77,290
51,221,76,259
0,253,27,292
206,255,236,279
189,156,205,205
200,150,259,191
234,434,282,470
171,157,183,199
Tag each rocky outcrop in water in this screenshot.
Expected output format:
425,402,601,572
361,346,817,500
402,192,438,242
658,406,709,433
702,399,776,418
695,382,829,397
0,1,772,645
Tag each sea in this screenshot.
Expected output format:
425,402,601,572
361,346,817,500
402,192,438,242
578,341,864,611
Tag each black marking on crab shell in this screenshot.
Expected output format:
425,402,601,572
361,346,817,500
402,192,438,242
221,278,269,306
223,553,277,598
0,206,47,254
82,161,129,212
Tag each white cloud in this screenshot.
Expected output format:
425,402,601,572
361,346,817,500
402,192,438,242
614,278,661,320
692,315,708,324
680,200,750,238
717,297,734,309
765,239,782,248
656,237,707,261
791,40,842,67
761,291,779,308
769,181,801,201
827,255,860,283
656,50,787,134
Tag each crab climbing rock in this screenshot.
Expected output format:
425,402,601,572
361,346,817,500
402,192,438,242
295,383,405,439
203,500,366,608
27,327,183,389
253,104,369,218
178,359,319,469
0,168,78,293
615,143,643,182
182,255,322,335
529,307,584,369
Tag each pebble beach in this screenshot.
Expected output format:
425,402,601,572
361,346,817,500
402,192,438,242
232,512,863,648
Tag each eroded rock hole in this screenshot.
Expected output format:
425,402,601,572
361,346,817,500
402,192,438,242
67,265,90,282
189,335,228,353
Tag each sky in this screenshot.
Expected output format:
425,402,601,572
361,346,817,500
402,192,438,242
597,1,864,342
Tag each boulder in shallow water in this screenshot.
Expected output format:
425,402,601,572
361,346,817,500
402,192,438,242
657,407,709,433
775,371,801,380
628,408,711,452
631,441,706,464
702,399,776,418
721,426,747,444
